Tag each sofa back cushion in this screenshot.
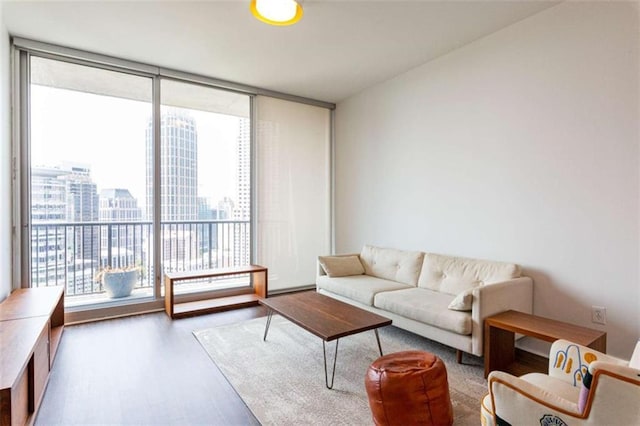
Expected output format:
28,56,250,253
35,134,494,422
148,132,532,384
418,253,521,295
359,245,424,286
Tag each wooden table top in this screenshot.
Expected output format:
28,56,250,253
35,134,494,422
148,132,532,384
259,291,392,341
485,310,606,346
0,286,64,322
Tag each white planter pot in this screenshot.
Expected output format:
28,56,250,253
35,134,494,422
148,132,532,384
102,270,138,298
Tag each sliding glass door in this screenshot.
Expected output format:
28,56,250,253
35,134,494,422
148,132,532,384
159,80,252,295
29,56,154,307
16,40,333,317
26,57,253,308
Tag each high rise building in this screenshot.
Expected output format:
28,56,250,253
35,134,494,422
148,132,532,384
145,109,199,271
217,196,234,220
99,189,143,269
31,166,67,222
58,163,99,266
145,109,199,222
30,166,68,289
235,118,251,221
197,196,219,258
99,189,142,222
30,164,99,295
233,118,251,266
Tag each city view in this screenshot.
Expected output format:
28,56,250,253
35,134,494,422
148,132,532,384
30,76,251,305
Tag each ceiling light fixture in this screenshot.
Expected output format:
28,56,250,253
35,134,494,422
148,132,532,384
250,0,303,26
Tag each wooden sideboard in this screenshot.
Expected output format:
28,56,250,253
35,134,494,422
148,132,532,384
0,286,64,426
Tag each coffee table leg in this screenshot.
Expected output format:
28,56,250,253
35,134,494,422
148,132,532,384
322,339,339,389
374,329,383,356
263,309,273,341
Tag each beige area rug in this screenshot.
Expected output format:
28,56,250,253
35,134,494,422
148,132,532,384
194,315,487,425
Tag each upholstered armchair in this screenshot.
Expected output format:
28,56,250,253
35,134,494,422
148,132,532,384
481,339,640,425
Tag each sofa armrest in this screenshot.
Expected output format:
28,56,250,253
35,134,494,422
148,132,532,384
316,253,361,277
470,276,533,355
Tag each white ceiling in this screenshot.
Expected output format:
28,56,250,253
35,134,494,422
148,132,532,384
2,1,558,104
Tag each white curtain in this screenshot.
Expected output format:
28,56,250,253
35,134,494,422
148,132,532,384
255,96,331,291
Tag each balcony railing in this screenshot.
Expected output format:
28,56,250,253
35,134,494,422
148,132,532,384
31,220,251,298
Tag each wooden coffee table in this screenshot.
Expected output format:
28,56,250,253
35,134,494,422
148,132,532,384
259,291,392,389
484,310,607,378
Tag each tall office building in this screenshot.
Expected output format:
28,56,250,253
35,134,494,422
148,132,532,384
31,164,99,295
30,167,68,289
217,197,234,220
31,166,67,222
145,109,199,271
99,189,142,222
234,118,251,221
58,163,99,268
145,109,199,222
233,118,251,266
99,189,143,268
197,196,219,259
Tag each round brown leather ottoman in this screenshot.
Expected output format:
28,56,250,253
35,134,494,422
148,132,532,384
365,350,453,426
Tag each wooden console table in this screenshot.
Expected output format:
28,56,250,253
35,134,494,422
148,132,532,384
0,286,64,426
165,265,268,318
484,310,606,378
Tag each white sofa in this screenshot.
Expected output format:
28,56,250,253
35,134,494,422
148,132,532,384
316,245,533,358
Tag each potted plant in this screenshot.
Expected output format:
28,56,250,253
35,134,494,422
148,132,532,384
95,265,140,298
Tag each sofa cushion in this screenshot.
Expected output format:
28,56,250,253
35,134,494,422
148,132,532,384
316,275,413,306
318,255,365,277
359,245,424,286
418,253,521,295
374,288,472,335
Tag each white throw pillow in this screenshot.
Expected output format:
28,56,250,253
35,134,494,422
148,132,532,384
318,255,365,277
448,288,473,311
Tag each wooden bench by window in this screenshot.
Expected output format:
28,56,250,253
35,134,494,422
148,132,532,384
164,265,268,318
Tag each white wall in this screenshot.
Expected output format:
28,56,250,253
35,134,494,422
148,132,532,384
0,3,11,301
335,2,640,358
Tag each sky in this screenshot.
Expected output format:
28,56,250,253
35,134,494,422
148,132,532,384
30,85,242,212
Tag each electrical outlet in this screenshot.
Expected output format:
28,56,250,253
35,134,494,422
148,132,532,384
592,306,606,325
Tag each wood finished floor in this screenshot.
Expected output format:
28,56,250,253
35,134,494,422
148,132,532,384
36,307,268,426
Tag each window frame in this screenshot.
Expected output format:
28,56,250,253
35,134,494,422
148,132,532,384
11,37,335,323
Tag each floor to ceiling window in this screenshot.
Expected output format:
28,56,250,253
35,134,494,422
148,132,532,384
24,54,253,309
159,80,252,295
14,39,333,318
29,56,154,307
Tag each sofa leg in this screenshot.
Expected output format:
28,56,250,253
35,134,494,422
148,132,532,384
456,350,462,364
